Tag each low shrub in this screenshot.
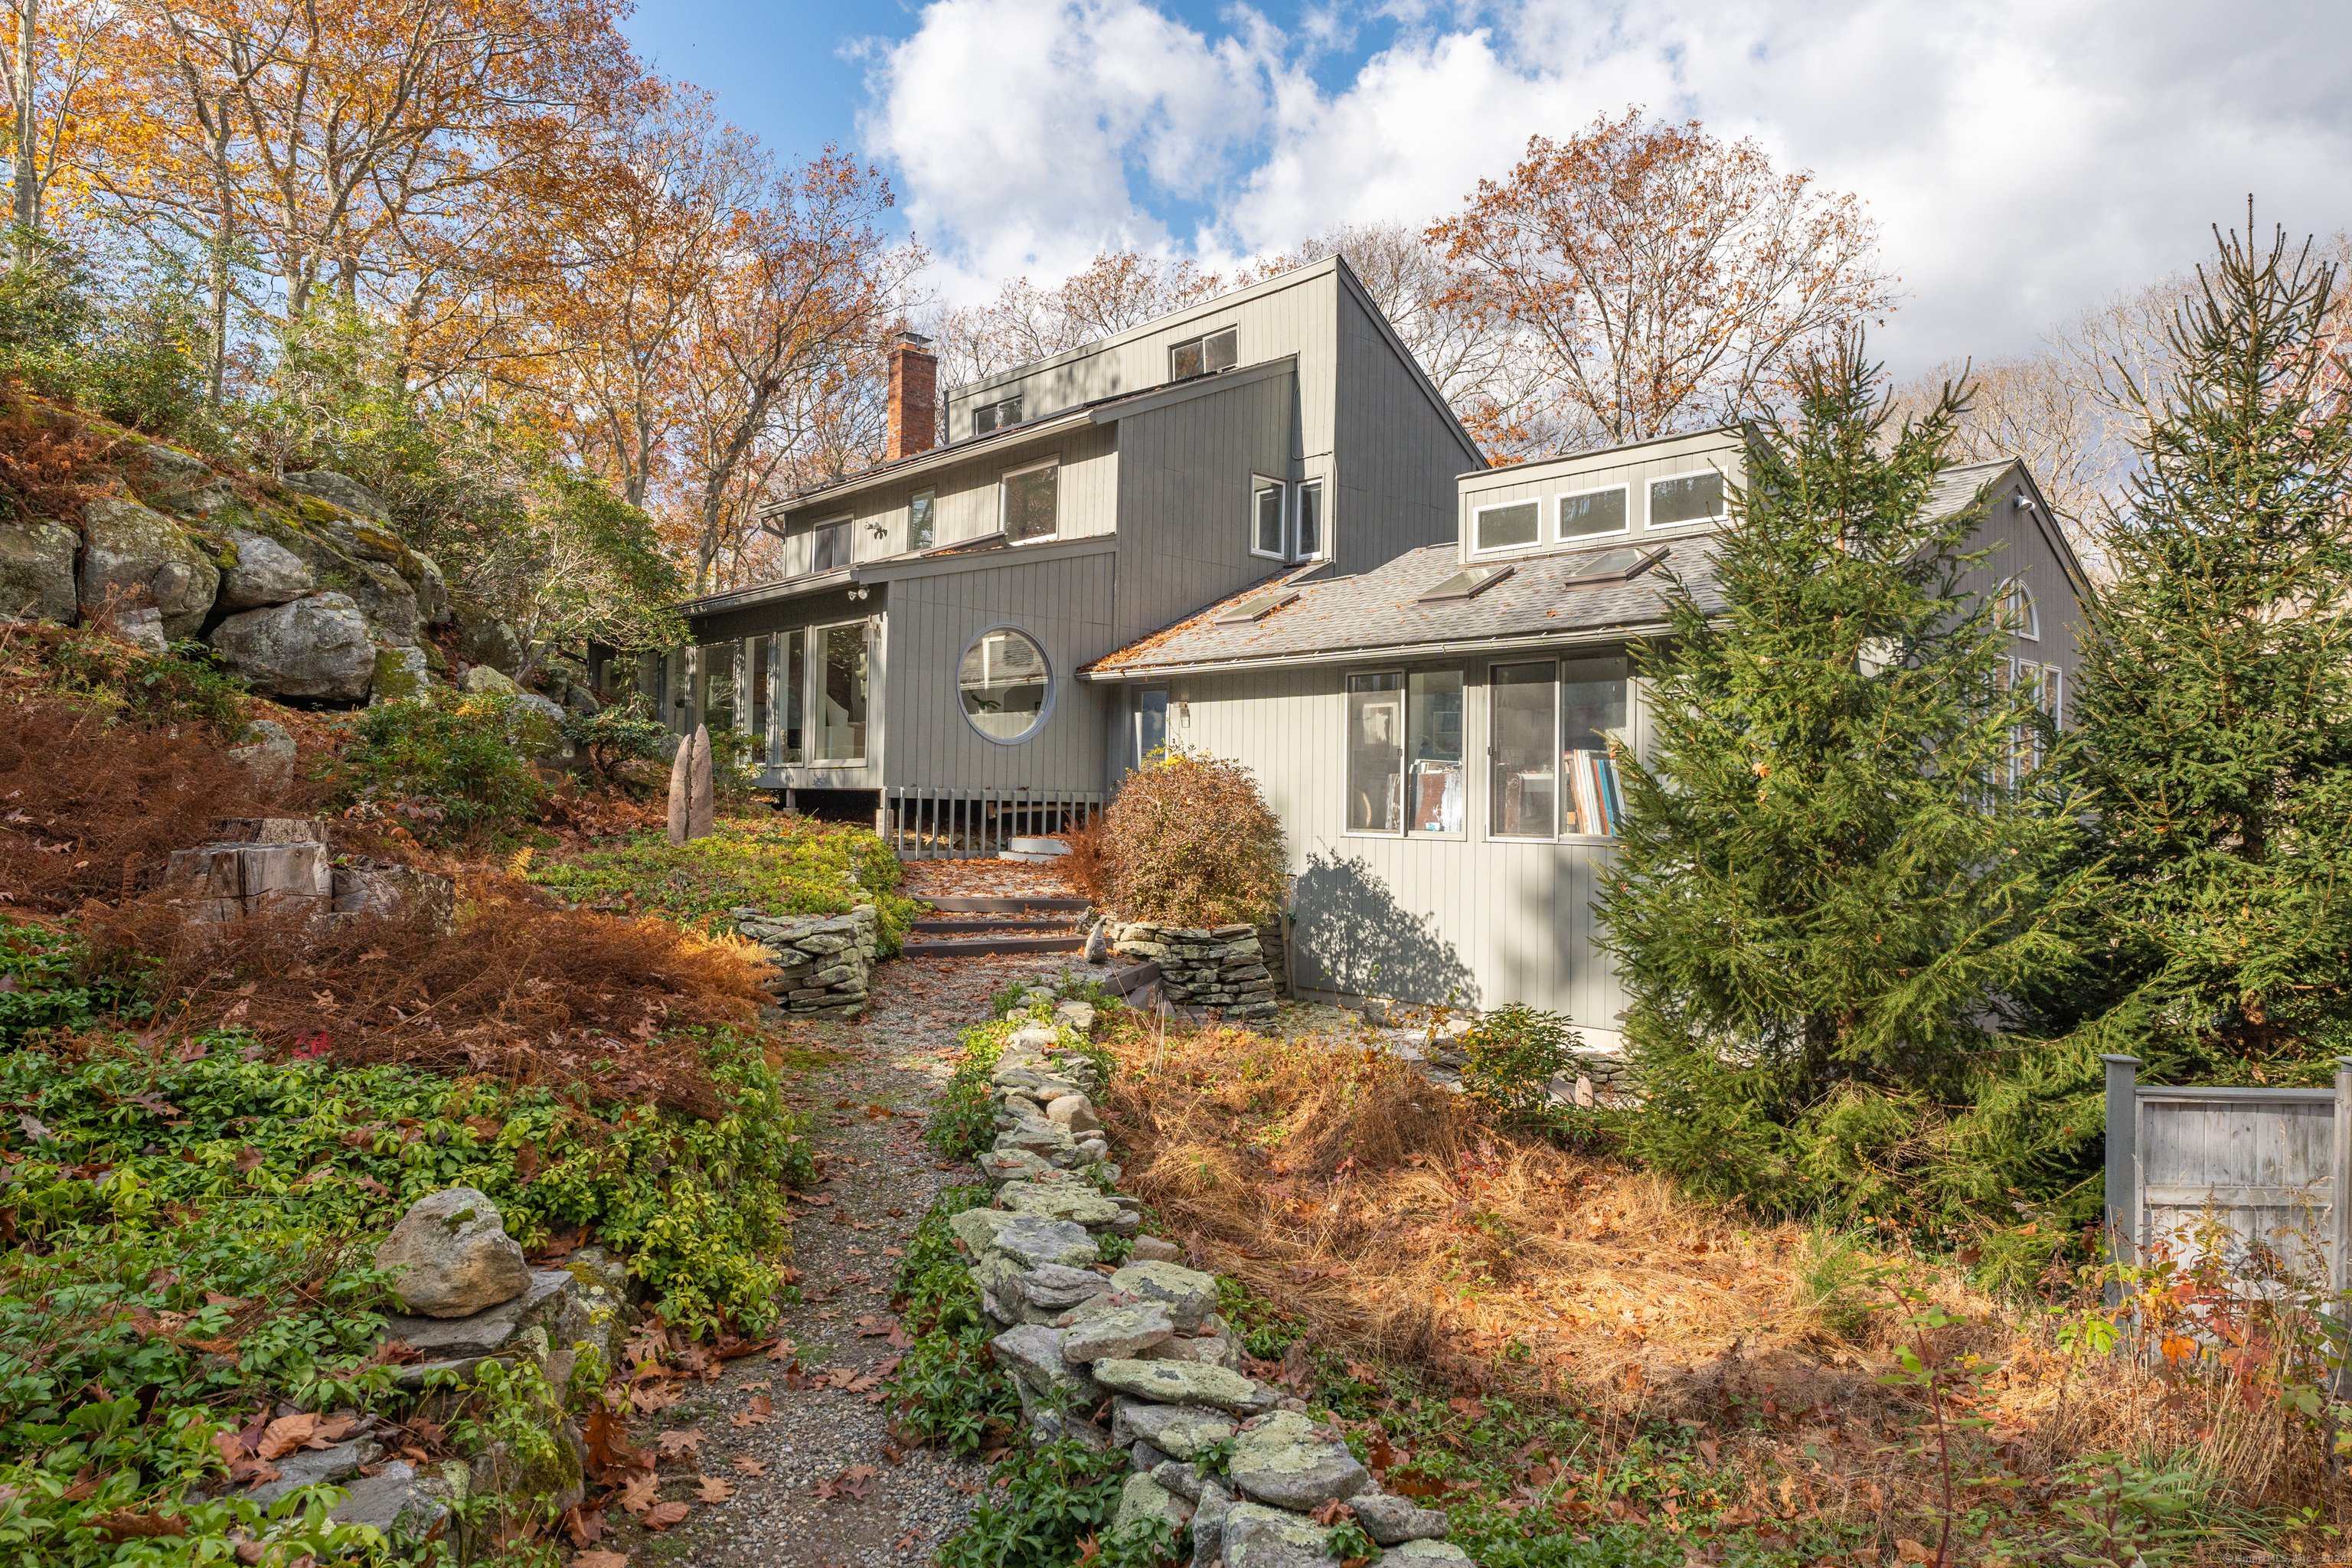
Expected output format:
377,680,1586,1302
883,1185,1022,1456
934,1438,1173,1568
559,694,667,785
524,816,918,951
335,691,552,843
1100,751,1284,927
1458,1004,1579,1122
0,920,147,1047
924,1018,1014,1161
44,629,251,736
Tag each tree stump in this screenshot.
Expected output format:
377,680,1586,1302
163,840,332,921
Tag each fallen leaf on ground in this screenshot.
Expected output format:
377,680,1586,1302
573,1554,628,1568
615,1475,660,1514
655,1429,702,1459
695,1476,735,1502
732,1458,767,1476
560,1505,606,1547
642,1501,689,1531
730,1393,774,1429
257,1414,318,1460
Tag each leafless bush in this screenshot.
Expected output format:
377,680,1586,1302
1100,752,1283,926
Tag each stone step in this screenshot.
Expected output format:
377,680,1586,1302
902,933,1087,956
921,895,1091,913
914,916,1077,934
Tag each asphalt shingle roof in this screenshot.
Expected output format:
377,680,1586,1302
1083,459,2024,678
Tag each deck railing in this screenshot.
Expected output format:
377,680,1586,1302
881,786,1104,861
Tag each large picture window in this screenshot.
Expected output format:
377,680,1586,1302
959,626,1053,743
1488,657,1630,838
815,622,868,763
1346,671,1463,835
750,637,771,764
1002,460,1059,543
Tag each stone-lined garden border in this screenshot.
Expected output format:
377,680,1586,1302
958,988,1476,1567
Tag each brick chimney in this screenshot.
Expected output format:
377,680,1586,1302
886,328,936,462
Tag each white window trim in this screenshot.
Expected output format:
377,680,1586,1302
2001,577,2040,641
1643,469,1729,533
999,456,1061,545
1470,497,1546,557
909,488,936,552
1557,482,1632,542
1248,475,1287,561
1293,478,1327,562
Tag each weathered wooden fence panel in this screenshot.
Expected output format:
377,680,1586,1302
2102,1054,2352,1297
880,786,1102,861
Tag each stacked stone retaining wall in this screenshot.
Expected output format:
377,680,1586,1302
733,905,879,1019
1107,920,1284,1023
962,989,1474,1566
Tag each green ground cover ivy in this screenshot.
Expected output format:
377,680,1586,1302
0,920,147,1047
524,816,918,952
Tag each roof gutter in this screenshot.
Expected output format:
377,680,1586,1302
1082,618,1676,682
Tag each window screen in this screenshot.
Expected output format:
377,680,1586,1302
1254,484,1284,556
1346,673,1404,833
1295,481,1322,558
1490,662,1555,838
1003,463,1058,542
910,489,936,550
1560,488,1628,538
1476,501,1540,552
1649,472,1724,527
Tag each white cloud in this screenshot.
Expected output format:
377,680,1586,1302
864,0,2352,366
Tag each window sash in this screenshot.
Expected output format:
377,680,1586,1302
1475,500,1540,553
812,622,869,763
1295,480,1323,559
1559,485,1629,539
1489,662,1557,838
1648,472,1724,528
811,520,851,573
1406,671,1465,835
1002,461,1059,543
1135,688,1168,768
1171,327,1236,381
1344,673,1406,835
1252,483,1285,557
974,397,1021,435
910,489,936,551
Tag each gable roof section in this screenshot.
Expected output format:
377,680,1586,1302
755,355,1299,523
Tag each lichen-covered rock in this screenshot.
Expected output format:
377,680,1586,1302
452,595,523,675
1220,1500,1341,1567
1060,1299,1174,1364
1227,1410,1370,1511
332,1458,467,1540
977,1149,1058,1187
1350,1491,1452,1545
1112,1472,1194,1536
995,1180,1122,1230
219,529,317,610
1191,1478,1234,1568
1112,1399,1236,1459
374,1187,532,1318
1129,1236,1184,1264
1002,1261,1112,1323
990,1324,1102,1406
283,469,390,523
1109,1260,1219,1331
1380,1540,1473,1564
995,1115,1077,1158
81,496,219,639
0,519,77,622
208,592,375,701
1089,1358,1276,1416
1045,1093,1102,1133
372,645,430,703
952,1208,1099,1272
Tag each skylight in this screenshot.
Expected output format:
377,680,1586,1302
1417,564,1515,603
1216,590,1298,624
1561,546,1667,585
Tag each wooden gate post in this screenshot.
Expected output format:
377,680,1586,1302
2102,1054,2141,1309
2334,1058,2352,1305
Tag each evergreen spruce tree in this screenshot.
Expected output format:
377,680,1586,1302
1599,336,2094,1230
2064,220,2352,1078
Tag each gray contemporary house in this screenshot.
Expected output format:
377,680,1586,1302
1080,429,2095,1046
616,257,1484,834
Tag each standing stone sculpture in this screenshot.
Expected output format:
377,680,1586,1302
666,730,691,844
687,725,714,841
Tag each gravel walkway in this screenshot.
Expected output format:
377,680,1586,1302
588,950,1083,1568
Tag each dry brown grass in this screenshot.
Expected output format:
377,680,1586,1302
1099,1014,2345,1555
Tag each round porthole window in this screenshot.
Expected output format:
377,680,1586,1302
958,626,1054,743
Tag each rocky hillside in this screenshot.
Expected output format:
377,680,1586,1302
0,396,588,714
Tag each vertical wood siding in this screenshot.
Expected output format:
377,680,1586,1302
1333,286,1485,576
884,548,1118,792
2137,1091,2337,1285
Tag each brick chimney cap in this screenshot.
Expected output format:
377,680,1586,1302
891,329,934,350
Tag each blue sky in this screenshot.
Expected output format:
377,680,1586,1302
623,0,2352,374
